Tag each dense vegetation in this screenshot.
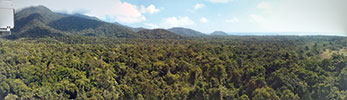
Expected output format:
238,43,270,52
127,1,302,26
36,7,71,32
0,36,346,100
1,5,346,100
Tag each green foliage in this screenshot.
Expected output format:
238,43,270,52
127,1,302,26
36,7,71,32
0,36,346,99
252,86,279,100
339,67,347,90
280,89,299,100
238,94,250,100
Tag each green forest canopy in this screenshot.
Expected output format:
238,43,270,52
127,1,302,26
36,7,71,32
0,36,346,100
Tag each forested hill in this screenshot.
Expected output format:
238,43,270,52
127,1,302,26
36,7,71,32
8,6,190,40
211,31,229,36
9,5,139,39
168,27,207,37
137,29,183,39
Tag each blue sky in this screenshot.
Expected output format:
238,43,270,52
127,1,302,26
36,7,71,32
12,0,347,35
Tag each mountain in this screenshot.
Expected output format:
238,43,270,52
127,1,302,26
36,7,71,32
9,5,139,39
168,27,206,37
137,29,183,39
57,13,103,21
10,6,65,39
210,31,229,36
14,5,64,24
132,27,146,32
7,18,64,39
13,6,63,33
6,5,193,40
70,13,102,21
113,22,146,32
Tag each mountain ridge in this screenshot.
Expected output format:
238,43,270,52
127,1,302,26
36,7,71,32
211,31,229,36
9,6,143,39
168,27,206,37
137,29,183,39
8,5,204,40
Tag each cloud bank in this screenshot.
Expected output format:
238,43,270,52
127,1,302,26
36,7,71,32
161,16,195,28
140,4,160,14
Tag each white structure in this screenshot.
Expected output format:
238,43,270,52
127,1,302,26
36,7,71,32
0,0,14,35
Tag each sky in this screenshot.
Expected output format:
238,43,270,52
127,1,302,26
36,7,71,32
11,0,347,35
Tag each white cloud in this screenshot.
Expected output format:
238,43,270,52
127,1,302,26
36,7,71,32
144,23,159,29
226,17,239,23
200,17,208,23
194,3,205,10
257,1,272,9
13,0,155,23
140,4,160,14
206,0,231,3
161,16,195,28
249,14,265,24
188,3,206,13
106,1,146,23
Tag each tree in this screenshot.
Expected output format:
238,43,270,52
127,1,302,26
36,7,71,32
252,86,279,100
339,67,347,90
280,89,299,100
211,65,227,84
238,94,250,100
4,94,18,100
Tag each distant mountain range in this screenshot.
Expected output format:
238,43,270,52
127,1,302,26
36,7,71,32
168,27,206,37
9,5,139,39
5,5,339,40
137,29,183,39
210,31,228,36
7,5,208,40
